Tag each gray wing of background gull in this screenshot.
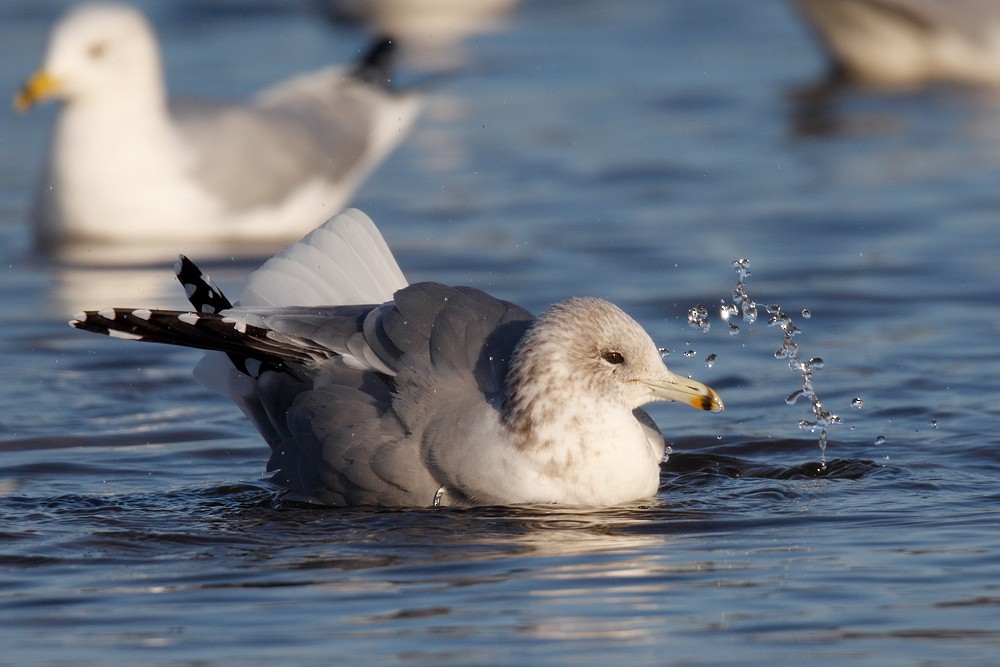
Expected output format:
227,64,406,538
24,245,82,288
795,0,1000,42
865,0,999,36
793,0,1000,84
174,39,406,213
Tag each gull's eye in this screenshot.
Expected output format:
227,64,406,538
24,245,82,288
88,42,107,60
602,350,625,365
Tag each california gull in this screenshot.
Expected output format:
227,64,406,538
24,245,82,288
792,0,1000,85
15,3,420,255
70,209,723,507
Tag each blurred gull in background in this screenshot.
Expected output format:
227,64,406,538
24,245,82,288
71,209,723,507
15,2,420,261
324,0,518,69
792,0,1000,86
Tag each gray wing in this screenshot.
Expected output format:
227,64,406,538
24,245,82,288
634,408,667,464
170,37,411,214
869,0,1000,37
876,0,1000,34
795,0,1000,41
172,82,380,213
363,283,534,395
242,282,535,506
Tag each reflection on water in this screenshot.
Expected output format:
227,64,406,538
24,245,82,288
47,254,260,314
51,264,185,314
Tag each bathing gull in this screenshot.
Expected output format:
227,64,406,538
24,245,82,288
70,209,723,507
792,0,1000,86
15,3,420,255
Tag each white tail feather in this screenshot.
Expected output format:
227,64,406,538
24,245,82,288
238,208,408,307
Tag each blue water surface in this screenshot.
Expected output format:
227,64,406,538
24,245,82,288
1,1,998,665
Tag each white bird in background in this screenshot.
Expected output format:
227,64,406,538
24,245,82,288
70,209,723,508
792,0,1000,86
324,0,518,68
15,3,420,259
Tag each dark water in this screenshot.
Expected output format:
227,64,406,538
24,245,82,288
2,1,999,664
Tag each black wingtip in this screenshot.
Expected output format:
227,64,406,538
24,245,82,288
350,36,399,88
174,255,233,314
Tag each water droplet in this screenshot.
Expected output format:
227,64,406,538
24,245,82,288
705,353,717,368
808,357,824,369
801,308,811,319
728,322,740,336
658,347,671,358
731,258,751,280
851,397,863,409
683,349,696,358
687,304,710,334
874,435,886,445
929,419,939,429
786,389,804,404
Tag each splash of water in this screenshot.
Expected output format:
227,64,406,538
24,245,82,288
723,258,841,468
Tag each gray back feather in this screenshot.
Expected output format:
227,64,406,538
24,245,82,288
248,282,534,506
172,78,381,212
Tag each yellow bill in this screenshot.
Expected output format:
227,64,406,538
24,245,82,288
14,70,61,113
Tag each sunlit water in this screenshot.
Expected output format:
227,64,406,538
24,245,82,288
1,1,999,665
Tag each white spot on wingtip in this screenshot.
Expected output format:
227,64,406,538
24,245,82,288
108,329,144,341
184,284,197,299
71,311,86,322
221,316,246,333
178,313,200,325
131,309,152,321
98,308,116,320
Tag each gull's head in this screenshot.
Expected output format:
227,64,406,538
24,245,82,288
15,3,161,112
507,297,723,415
